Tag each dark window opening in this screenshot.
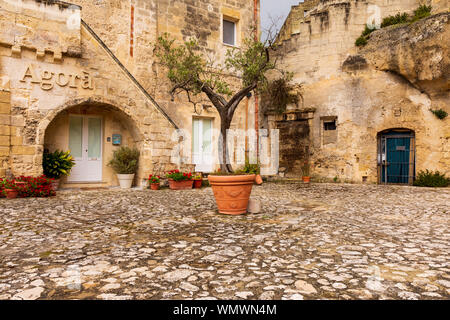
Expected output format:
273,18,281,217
324,120,337,131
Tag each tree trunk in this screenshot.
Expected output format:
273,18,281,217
219,116,233,173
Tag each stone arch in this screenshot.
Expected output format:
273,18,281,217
37,95,150,187
37,95,144,146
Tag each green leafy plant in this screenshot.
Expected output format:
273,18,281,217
430,108,448,120
155,32,285,173
261,76,299,114
148,174,161,184
413,170,449,187
108,146,140,174
241,161,260,175
411,5,432,23
166,170,193,181
381,12,409,28
356,5,432,47
355,35,368,47
193,173,203,180
43,150,75,179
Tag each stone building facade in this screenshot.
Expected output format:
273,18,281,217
0,0,260,187
265,0,449,184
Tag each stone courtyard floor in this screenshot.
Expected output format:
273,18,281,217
0,183,449,300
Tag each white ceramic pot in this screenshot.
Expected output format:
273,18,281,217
117,174,135,189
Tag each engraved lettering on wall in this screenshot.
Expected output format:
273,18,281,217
20,65,94,91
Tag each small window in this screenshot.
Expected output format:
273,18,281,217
324,120,337,131
223,19,236,46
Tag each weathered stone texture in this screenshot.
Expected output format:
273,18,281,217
267,0,449,182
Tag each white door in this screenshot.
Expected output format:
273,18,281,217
68,115,103,182
192,118,213,173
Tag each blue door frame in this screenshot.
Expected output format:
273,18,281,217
378,131,415,184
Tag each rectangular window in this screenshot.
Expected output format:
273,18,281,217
223,19,236,46
321,117,338,145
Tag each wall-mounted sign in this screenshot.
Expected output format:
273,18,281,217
20,64,94,91
112,134,122,146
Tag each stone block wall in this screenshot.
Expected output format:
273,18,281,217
268,0,449,183
0,86,10,178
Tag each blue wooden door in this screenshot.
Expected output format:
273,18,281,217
381,132,413,184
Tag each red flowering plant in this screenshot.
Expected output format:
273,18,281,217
148,175,161,184
166,170,193,181
0,179,17,197
14,175,55,198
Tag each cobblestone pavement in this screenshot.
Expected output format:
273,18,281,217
0,183,449,300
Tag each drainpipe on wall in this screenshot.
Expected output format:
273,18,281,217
254,0,260,162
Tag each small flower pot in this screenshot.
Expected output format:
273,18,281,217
5,189,18,199
51,179,60,191
193,179,203,189
302,176,311,183
255,174,263,185
168,179,194,190
208,174,255,215
150,183,160,190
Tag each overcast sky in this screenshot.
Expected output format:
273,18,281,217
261,0,303,40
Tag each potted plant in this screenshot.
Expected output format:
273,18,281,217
193,173,203,189
43,150,75,190
108,146,140,189
149,175,161,190
243,161,263,185
166,170,193,190
302,161,311,183
1,179,18,199
208,170,256,215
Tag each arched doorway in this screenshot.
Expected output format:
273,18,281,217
377,129,415,185
42,101,143,187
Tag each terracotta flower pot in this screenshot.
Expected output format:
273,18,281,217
5,189,18,199
302,176,311,183
255,174,263,185
168,179,194,190
193,179,203,189
51,179,60,191
150,183,160,190
208,174,255,215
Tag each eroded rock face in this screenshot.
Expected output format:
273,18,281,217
360,12,450,99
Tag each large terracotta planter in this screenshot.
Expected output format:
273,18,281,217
302,176,311,183
208,174,255,215
168,179,194,190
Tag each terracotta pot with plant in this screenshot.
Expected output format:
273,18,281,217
193,173,203,189
1,179,18,199
166,170,194,190
302,161,311,183
43,150,76,190
242,161,262,185
208,169,256,215
149,175,161,190
108,146,140,189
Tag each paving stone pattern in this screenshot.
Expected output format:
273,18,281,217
0,183,449,300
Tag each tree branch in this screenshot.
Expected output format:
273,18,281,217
227,83,257,118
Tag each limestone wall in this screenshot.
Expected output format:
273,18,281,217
268,0,449,183
68,0,260,171
0,2,184,185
